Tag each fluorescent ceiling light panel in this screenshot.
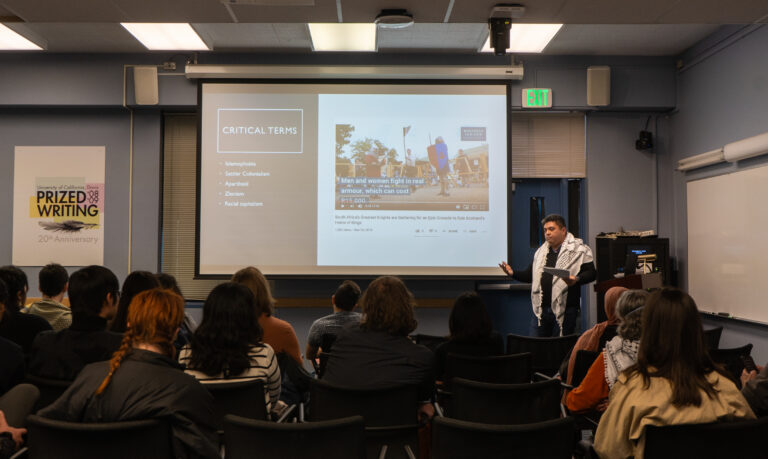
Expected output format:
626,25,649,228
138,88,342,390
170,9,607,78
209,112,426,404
0,24,42,50
308,23,376,52
121,23,209,50
481,23,563,53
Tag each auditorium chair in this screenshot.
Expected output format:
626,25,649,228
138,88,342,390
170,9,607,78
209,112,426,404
26,415,172,459
224,414,366,459
569,350,600,388
444,352,532,386
205,378,269,428
308,379,420,459
709,343,753,388
312,333,337,378
643,416,768,459
409,333,448,352
432,416,575,459
438,353,532,416
24,374,72,411
506,334,579,376
450,377,562,425
702,326,724,349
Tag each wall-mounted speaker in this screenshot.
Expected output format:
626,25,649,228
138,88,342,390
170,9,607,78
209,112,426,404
134,66,158,105
587,66,610,107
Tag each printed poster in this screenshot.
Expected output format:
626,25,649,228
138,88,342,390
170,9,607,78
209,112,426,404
12,146,105,266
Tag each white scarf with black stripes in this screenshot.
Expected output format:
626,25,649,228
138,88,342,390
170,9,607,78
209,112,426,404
530,232,593,333
603,335,640,388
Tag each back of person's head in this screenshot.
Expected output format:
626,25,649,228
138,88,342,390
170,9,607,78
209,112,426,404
39,263,69,298
68,265,119,317
615,289,648,341
189,282,263,377
449,292,493,342
111,271,161,333
95,288,184,396
334,280,361,311
156,272,183,298
231,266,275,316
632,287,725,407
360,276,417,336
604,286,628,322
541,214,566,228
0,265,28,314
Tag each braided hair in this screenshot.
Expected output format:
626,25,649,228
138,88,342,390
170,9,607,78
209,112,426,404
95,288,184,396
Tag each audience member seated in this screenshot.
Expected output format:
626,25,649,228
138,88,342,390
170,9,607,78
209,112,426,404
0,383,39,458
156,272,197,349
564,286,626,386
433,292,504,382
741,361,768,416
178,282,281,412
28,266,123,381
0,410,25,459
0,279,25,395
565,289,647,413
39,288,219,459
0,266,51,354
594,288,755,459
232,267,302,364
26,263,71,331
323,276,436,420
305,280,362,361
109,270,160,333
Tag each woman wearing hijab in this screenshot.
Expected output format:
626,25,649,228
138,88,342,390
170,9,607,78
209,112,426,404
564,286,627,387
565,289,647,413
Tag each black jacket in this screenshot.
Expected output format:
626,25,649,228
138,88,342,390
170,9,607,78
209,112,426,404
0,311,52,355
28,315,123,381
323,325,435,401
0,337,24,395
38,349,219,459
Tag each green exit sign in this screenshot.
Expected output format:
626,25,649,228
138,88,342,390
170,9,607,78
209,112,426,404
522,88,552,108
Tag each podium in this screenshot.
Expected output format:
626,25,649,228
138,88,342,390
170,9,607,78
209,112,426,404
594,272,662,321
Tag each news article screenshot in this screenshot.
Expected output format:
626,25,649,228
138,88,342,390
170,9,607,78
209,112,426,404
334,123,490,212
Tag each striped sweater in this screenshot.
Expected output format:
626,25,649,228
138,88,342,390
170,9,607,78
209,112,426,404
178,342,281,411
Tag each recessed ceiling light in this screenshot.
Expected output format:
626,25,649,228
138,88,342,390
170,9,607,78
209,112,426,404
0,24,42,50
480,23,563,53
121,23,209,51
308,23,377,52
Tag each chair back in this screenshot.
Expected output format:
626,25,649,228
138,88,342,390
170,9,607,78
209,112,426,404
703,326,724,349
709,343,753,388
571,350,600,388
410,334,449,352
320,333,337,353
205,378,268,427
432,416,575,459
309,379,419,459
309,379,417,426
506,334,579,376
224,414,366,459
445,352,531,386
451,377,562,424
26,414,172,459
644,416,768,459
24,374,73,411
